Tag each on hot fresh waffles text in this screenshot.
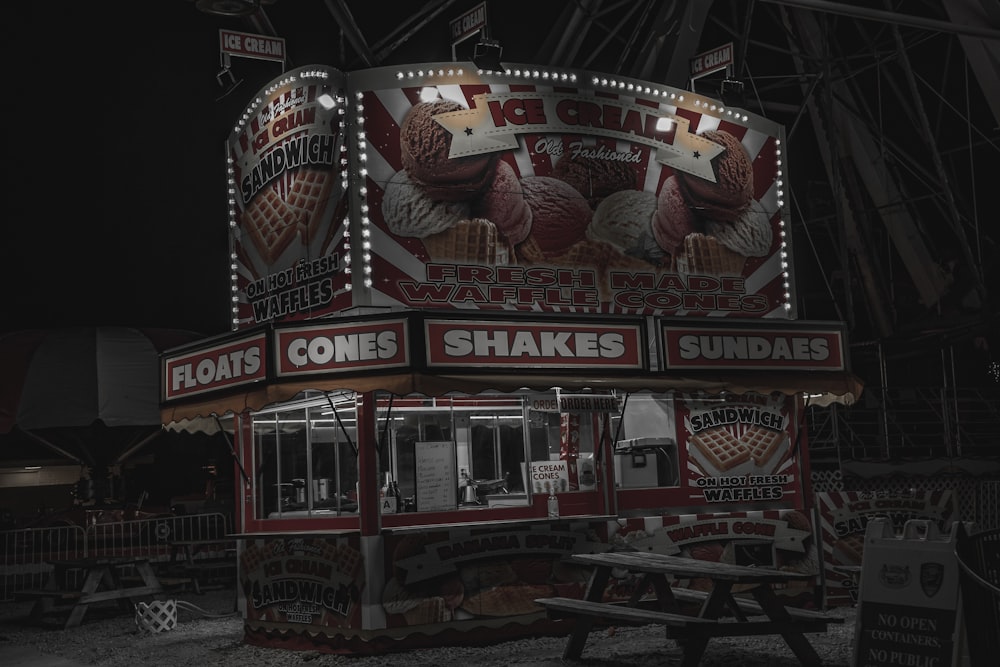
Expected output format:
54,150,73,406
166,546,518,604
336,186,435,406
247,255,339,322
407,264,768,312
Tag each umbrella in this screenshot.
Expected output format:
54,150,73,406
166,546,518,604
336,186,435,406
1,326,201,434
0,326,203,483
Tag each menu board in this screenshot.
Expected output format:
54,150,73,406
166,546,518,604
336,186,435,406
415,441,457,512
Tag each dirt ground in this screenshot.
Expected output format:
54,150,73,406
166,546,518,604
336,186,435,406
0,588,859,666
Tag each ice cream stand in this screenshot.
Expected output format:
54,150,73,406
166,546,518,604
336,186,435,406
160,62,862,654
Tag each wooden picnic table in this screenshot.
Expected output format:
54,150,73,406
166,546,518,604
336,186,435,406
15,556,163,629
168,538,237,594
536,550,841,666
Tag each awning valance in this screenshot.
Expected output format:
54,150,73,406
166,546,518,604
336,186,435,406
161,369,863,433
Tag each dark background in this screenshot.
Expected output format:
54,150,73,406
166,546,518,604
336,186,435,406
5,1,998,382
1,1,997,521
6,2,569,337
0,0,1000,360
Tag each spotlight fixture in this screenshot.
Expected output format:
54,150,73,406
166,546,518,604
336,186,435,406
719,78,745,108
216,69,243,101
214,52,243,100
472,38,504,72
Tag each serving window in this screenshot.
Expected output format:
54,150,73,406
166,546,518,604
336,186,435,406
610,392,681,488
249,388,624,523
253,391,360,519
377,394,534,511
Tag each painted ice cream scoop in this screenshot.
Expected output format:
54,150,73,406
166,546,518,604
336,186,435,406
704,198,773,258
399,99,497,202
518,176,593,259
674,129,754,222
473,160,532,245
552,152,637,209
651,175,700,258
587,189,664,264
382,169,471,238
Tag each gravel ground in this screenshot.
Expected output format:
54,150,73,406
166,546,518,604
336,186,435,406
0,589,857,666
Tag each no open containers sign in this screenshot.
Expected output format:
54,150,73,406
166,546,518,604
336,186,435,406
852,518,970,667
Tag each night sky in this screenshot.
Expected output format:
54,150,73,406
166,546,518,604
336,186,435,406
7,2,994,375
9,5,241,336
5,2,568,338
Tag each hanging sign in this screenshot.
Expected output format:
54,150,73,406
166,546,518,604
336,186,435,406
220,29,286,63
690,42,733,80
449,2,488,43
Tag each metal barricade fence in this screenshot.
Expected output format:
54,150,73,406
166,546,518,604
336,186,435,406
85,512,230,560
0,512,231,602
0,524,87,602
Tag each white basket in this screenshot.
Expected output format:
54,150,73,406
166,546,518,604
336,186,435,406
135,599,177,633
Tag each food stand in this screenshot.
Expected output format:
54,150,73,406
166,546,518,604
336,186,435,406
160,62,862,654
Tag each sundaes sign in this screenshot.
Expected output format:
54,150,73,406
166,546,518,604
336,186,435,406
424,319,643,369
661,324,845,371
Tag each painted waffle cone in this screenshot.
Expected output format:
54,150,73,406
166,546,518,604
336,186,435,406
676,232,746,275
244,184,298,266
548,239,612,269
287,168,335,244
422,218,509,264
513,233,546,265
605,246,657,273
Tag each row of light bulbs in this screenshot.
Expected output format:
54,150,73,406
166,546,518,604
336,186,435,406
227,66,791,328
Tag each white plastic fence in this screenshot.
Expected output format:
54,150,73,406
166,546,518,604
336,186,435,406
0,512,231,602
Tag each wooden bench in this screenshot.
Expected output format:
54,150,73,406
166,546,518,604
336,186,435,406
15,589,84,602
665,586,843,623
122,575,194,589
536,596,717,629
535,596,840,661
171,558,236,594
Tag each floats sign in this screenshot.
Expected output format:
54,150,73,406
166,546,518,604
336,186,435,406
163,332,267,401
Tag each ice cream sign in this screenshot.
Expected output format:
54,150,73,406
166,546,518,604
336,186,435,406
227,65,351,331
437,92,725,182
357,63,791,320
228,63,794,322
689,43,734,79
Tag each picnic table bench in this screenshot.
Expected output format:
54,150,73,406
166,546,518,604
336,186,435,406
166,539,237,594
535,551,841,666
15,556,164,629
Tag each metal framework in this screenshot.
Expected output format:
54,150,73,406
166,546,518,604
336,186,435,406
206,0,999,462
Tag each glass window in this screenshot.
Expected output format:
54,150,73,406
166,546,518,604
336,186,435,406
376,391,613,513
253,392,359,519
252,389,622,520
610,392,680,488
